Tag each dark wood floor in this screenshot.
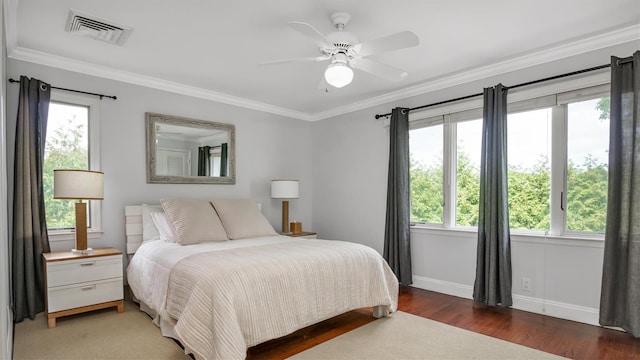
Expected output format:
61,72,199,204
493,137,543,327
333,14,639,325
248,286,640,360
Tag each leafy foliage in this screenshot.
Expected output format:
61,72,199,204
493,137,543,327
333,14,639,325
44,117,88,229
507,158,551,231
596,98,610,121
411,150,607,232
455,151,479,226
566,157,608,232
410,156,443,223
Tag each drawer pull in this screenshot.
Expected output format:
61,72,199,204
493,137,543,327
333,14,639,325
80,285,96,291
80,262,95,267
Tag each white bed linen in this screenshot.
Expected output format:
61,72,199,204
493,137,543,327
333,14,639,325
127,236,398,360
127,236,294,324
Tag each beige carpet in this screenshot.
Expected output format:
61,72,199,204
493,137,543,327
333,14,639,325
289,311,566,360
14,303,565,360
13,301,189,360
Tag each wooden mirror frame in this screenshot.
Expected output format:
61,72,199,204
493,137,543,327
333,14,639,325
146,112,236,184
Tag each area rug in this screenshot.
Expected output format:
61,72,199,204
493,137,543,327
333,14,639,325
289,311,566,359
13,301,188,360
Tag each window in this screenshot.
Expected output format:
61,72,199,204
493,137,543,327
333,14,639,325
566,98,609,233
408,82,610,236
43,91,101,235
507,108,552,231
455,119,482,227
44,102,88,229
410,124,443,224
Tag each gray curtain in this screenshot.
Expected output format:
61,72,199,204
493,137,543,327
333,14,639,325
384,107,412,285
599,51,640,337
197,146,211,176
473,84,513,307
220,143,228,177
12,76,51,322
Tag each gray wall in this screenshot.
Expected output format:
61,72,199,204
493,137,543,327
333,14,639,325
5,59,314,256
0,3,12,358
311,40,639,325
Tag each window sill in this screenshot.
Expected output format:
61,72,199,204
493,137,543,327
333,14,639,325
48,230,104,243
410,224,604,248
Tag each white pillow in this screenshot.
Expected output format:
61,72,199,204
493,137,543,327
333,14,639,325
150,212,176,243
210,199,277,240
160,198,228,245
141,204,164,242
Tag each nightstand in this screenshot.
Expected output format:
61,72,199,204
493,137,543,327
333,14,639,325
284,231,318,239
43,247,124,328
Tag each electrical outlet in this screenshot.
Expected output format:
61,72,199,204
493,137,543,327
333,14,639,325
522,277,532,291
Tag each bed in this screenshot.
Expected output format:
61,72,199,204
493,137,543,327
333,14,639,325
125,199,399,360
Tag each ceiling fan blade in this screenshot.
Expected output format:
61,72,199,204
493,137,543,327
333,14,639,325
350,58,408,82
353,31,419,57
259,56,330,66
288,21,336,49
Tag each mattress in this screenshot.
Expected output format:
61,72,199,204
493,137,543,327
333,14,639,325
127,236,398,359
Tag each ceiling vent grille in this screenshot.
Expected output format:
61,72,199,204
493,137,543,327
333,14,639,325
64,9,132,45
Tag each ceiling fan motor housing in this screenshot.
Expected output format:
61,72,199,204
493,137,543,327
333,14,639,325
326,12,359,50
326,31,359,50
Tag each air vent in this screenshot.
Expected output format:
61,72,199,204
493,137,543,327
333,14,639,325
64,9,132,45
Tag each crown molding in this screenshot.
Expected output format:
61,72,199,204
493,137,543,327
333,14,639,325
5,0,638,123
6,46,314,121
312,24,640,121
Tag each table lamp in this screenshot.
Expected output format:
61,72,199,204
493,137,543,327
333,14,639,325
54,169,104,254
271,179,299,233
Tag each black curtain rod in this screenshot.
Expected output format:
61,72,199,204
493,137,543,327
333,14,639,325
8,78,117,100
374,57,632,119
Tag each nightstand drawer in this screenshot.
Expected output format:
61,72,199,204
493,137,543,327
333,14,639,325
47,278,123,313
46,255,122,287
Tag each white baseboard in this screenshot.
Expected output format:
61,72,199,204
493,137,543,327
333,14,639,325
512,294,600,326
412,275,473,300
411,275,600,326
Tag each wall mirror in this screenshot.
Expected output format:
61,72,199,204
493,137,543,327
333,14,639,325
146,113,235,184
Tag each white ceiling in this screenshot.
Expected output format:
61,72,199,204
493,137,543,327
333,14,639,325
6,0,640,121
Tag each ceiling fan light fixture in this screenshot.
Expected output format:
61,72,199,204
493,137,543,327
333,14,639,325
324,62,353,88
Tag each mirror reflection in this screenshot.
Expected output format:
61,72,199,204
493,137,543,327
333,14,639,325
146,113,235,184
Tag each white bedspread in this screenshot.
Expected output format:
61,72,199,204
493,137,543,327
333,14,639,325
127,236,398,360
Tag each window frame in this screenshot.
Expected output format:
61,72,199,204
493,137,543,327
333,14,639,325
557,85,610,238
405,72,610,239
46,90,102,242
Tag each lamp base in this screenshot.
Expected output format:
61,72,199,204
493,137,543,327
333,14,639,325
281,200,290,233
72,247,93,255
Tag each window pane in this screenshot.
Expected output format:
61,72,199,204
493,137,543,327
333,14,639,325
44,102,89,230
507,108,552,231
410,125,443,223
456,119,482,226
566,98,609,233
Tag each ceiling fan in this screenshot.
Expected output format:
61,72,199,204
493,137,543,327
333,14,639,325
261,12,419,89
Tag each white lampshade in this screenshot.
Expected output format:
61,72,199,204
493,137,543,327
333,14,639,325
271,180,299,199
54,169,104,200
324,63,354,88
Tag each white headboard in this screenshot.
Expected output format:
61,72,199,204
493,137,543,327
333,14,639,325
125,205,143,254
